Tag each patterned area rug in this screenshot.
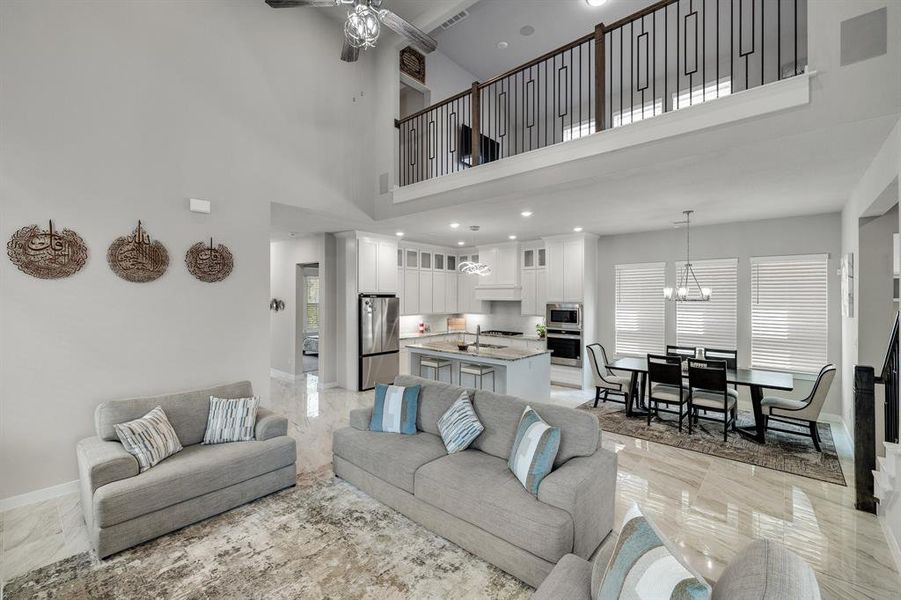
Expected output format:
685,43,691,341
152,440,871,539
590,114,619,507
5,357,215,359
579,401,846,486
3,478,531,599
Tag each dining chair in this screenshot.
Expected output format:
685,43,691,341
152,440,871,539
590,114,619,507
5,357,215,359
586,343,631,408
647,354,690,431
760,364,836,452
705,348,738,390
687,358,738,441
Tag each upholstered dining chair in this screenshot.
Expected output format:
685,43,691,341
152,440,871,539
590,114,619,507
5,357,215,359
586,343,631,408
647,354,690,431
761,364,837,452
687,358,738,441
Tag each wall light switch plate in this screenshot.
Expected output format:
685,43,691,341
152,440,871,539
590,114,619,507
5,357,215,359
189,198,211,214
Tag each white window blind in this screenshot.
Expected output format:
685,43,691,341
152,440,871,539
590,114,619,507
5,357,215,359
751,255,828,373
676,259,738,350
305,274,320,332
615,263,666,356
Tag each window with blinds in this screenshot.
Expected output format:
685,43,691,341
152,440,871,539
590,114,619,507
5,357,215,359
750,255,828,373
305,274,320,332
676,259,738,350
615,262,666,356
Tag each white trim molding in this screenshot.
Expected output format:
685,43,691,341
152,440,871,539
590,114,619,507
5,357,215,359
0,479,79,512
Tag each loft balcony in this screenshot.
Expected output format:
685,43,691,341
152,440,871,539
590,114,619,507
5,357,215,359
394,0,810,201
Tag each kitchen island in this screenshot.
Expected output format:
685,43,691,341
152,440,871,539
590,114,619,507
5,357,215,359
406,341,551,400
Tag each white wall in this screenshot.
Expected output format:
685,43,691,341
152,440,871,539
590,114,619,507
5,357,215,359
425,49,479,104
0,0,375,500
270,237,321,376
597,213,844,417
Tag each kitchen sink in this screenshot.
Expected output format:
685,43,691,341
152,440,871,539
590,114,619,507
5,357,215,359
471,342,506,349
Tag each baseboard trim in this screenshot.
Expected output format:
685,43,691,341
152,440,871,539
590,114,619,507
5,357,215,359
270,368,297,382
0,479,79,512
320,381,339,389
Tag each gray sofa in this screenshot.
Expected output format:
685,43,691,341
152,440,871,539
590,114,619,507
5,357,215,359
77,381,296,558
332,375,618,588
534,537,821,599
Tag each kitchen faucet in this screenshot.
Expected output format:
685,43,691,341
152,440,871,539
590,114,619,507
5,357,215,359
475,324,480,350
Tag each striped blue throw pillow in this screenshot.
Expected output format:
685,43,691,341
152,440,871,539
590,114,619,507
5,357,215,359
507,405,560,495
437,391,484,453
114,406,183,472
203,396,260,444
599,503,711,599
370,384,420,434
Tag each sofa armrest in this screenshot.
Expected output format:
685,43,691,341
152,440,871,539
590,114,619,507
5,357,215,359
349,407,372,431
537,445,617,559
76,436,139,493
255,407,288,441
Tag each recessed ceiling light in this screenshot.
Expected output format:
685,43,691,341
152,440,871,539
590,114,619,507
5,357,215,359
585,0,608,7
520,25,535,37
573,227,584,232
395,231,404,237
457,241,465,246
520,210,533,217
497,41,509,49
450,222,460,229
508,235,517,240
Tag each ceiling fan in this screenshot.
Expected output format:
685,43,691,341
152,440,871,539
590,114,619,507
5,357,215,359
265,0,438,63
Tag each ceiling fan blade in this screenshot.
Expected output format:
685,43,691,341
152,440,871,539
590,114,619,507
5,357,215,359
341,39,360,63
265,0,339,8
379,9,438,54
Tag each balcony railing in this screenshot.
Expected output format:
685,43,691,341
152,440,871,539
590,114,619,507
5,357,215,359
396,0,807,187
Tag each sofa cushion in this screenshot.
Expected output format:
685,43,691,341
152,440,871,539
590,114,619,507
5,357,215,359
96,381,254,446
370,383,420,434
531,553,592,600
94,436,295,528
394,375,471,436
332,427,446,493
508,406,560,495
711,539,821,600
414,450,573,563
203,395,260,444
437,391,484,454
114,406,183,472
469,390,598,467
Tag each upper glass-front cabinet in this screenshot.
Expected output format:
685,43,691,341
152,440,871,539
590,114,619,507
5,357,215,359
434,253,445,270
447,255,457,271
405,249,418,269
420,251,432,270
537,248,546,267
397,248,403,267
523,249,535,268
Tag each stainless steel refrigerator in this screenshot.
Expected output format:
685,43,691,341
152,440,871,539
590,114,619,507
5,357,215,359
358,294,400,391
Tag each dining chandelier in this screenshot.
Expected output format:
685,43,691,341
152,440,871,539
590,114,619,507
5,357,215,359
663,210,712,302
458,226,491,277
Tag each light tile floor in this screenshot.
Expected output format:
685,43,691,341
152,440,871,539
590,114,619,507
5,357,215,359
2,374,900,599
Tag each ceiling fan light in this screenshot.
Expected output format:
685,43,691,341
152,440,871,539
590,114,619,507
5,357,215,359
345,5,381,48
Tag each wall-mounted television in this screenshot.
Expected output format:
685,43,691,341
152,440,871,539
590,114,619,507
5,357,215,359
460,124,500,166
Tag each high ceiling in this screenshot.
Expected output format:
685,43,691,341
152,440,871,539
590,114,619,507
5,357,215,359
432,0,655,81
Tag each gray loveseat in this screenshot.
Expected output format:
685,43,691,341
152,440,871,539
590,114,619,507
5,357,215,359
77,381,296,558
333,375,618,588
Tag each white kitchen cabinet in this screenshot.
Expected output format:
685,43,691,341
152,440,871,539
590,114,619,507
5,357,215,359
432,271,447,314
404,269,419,314
563,239,583,301
446,272,458,313
397,268,405,314
546,239,565,301
358,237,397,294
536,268,548,317
419,270,433,313
521,269,536,316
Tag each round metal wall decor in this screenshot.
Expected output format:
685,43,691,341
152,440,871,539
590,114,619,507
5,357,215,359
107,221,169,283
185,238,233,283
7,220,88,279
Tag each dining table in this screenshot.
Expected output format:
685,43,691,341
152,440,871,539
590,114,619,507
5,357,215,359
605,356,797,444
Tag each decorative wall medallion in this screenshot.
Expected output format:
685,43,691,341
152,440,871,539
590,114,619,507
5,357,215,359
7,220,88,279
185,238,233,283
400,46,426,84
107,221,169,283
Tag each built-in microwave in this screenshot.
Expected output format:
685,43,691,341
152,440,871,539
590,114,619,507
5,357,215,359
546,303,582,331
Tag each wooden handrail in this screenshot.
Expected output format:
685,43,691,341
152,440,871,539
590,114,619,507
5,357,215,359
604,0,680,32
478,32,595,88
397,88,472,126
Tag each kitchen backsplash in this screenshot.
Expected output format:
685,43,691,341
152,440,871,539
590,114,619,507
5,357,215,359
399,302,544,336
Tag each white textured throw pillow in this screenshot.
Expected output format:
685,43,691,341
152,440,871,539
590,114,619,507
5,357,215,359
114,406,183,472
203,396,260,444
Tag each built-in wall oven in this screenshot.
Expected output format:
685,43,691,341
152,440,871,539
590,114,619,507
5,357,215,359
546,329,582,367
546,303,582,331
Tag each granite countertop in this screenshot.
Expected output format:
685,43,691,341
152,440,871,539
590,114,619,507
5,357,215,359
405,340,551,362
399,330,466,340
401,331,546,342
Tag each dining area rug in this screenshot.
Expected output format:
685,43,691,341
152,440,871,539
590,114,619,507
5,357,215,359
578,401,846,486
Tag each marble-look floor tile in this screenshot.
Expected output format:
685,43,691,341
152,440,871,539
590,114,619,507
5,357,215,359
1,500,62,553
0,532,68,582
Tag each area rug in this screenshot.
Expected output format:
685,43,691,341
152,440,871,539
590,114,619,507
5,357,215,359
579,401,846,486
3,479,531,600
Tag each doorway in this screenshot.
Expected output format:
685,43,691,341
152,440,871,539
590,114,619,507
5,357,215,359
298,263,320,374
400,81,429,119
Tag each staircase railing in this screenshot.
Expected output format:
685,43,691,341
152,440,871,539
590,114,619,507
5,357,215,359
396,0,808,187
854,311,900,513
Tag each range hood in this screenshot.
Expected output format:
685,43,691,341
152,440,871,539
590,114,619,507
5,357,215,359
473,242,522,301
474,284,522,302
